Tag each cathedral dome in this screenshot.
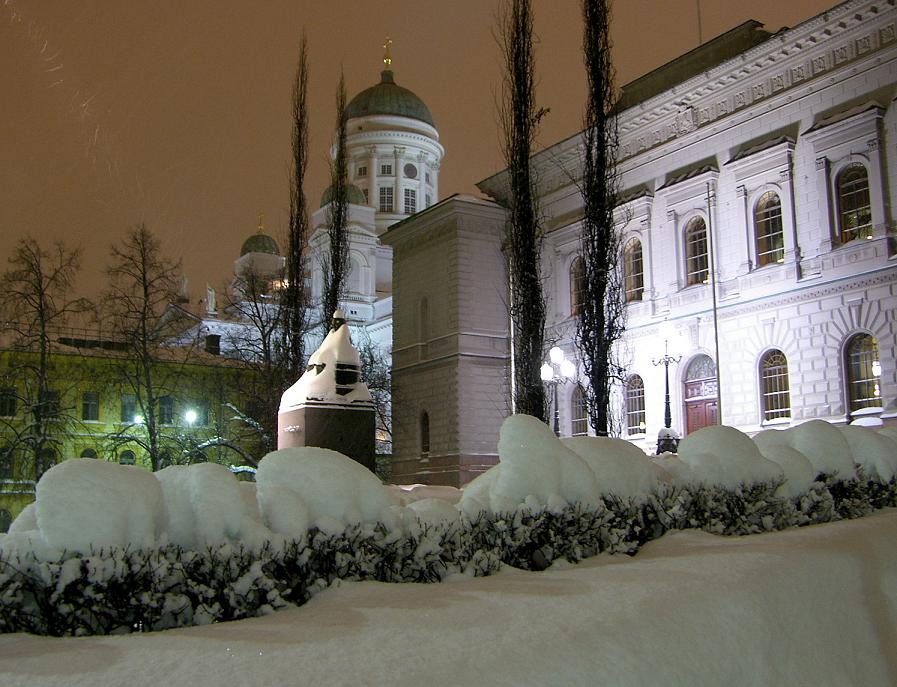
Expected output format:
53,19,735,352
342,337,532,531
240,232,280,256
345,70,435,128
320,183,368,208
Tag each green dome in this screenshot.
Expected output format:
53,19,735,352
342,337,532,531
345,70,435,127
240,232,280,256
320,183,368,208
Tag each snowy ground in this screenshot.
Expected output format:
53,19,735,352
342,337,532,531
2,509,895,687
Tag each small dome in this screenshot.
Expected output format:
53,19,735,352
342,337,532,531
240,232,280,256
320,183,368,208
345,70,435,127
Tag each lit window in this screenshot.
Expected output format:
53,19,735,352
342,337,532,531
379,187,394,213
357,165,367,178
760,349,791,421
684,218,709,286
0,388,16,418
836,164,871,244
380,163,393,176
570,257,585,316
571,386,588,436
626,376,646,436
82,391,99,422
846,333,882,413
624,238,644,302
404,188,417,214
754,192,785,266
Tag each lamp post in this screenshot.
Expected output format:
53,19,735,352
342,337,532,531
652,333,682,454
540,346,576,436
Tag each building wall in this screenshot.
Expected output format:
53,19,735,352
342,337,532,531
519,0,897,450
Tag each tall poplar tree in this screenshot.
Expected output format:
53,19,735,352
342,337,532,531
321,69,350,325
574,0,625,435
498,0,548,420
281,32,311,382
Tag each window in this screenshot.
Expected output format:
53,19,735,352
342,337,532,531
426,194,432,208
754,192,785,266
419,297,430,343
40,390,60,419
836,164,871,244
0,445,12,479
82,391,99,422
425,171,431,184
623,239,644,302
420,411,430,456
403,163,417,179
684,218,709,286
195,400,210,426
760,350,791,421
380,163,393,176
379,187,394,213
362,188,369,205
0,509,11,534
37,448,56,480
570,257,585,316
80,448,98,459
571,386,588,436
204,334,221,355
404,188,417,214
846,334,882,413
0,387,16,418
159,395,174,425
119,449,136,465
357,165,367,178
625,376,646,436
121,394,137,423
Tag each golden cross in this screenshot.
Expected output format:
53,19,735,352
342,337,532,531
258,211,265,234
383,37,392,68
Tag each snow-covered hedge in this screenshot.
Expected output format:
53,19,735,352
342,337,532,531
2,416,896,636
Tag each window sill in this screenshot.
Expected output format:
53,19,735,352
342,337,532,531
761,416,791,427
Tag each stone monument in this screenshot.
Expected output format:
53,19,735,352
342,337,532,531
278,311,376,471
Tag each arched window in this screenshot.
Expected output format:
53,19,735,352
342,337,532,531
684,218,708,286
754,192,784,267
0,509,11,534
420,411,430,456
846,334,882,413
79,448,98,459
571,386,588,436
836,164,871,244
625,375,646,436
760,349,791,421
570,257,585,315
623,239,644,302
119,449,136,465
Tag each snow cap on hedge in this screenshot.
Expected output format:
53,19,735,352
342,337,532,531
784,420,855,478
753,430,817,498
561,436,658,499
35,458,163,554
491,414,599,512
255,447,397,535
678,425,784,489
156,463,271,550
839,426,897,482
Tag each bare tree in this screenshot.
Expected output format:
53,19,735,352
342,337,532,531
0,237,90,480
574,0,625,436
498,0,548,420
103,224,188,471
281,32,311,382
321,69,351,324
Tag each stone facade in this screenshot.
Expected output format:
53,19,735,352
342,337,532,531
389,0,897,474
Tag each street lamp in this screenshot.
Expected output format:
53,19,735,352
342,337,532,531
184,409,198,426
540,346,576,436
652,325,683,454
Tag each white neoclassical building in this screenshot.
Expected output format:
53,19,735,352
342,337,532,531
386,0,897,484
